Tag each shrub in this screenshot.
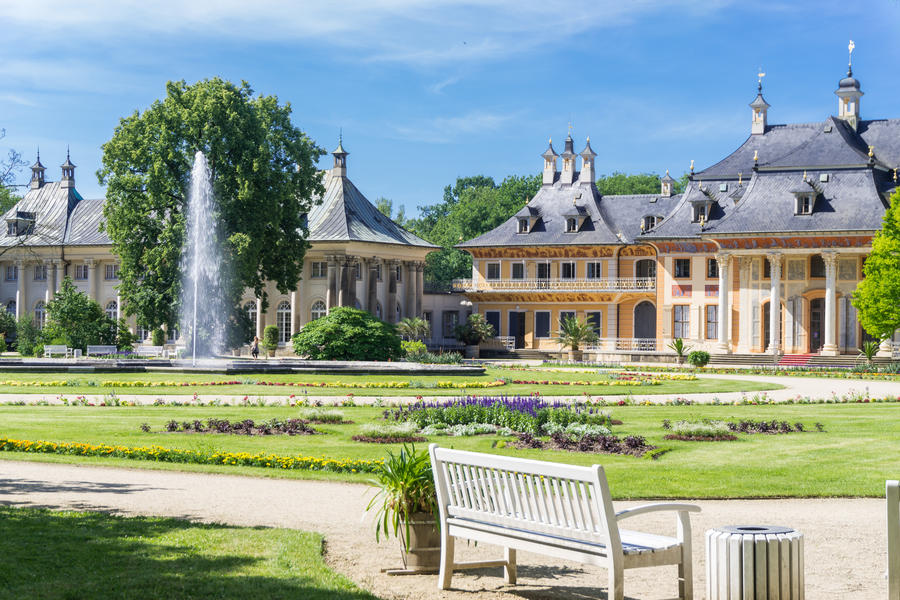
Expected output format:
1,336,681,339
358,422,420,439
116,318,136,352
0,310,16,346
687,350,710,368
296,407,346,423
454,313,495,346
42,278,117,352
263,325,279,353
292,307,402,361
151,328,166,347
15,315,40,356
401,340,427,359
0,335,7,353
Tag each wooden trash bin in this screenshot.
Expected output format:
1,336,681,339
706,525,804,599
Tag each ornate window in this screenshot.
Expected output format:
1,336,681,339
74,264,89,280
310,300,327,321
34,301,45,329
276,301,291,343
105,300,117,321
673,305,690,339
244,301,257,337
34,265,47,281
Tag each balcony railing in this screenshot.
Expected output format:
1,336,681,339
582,338,659,352
453,277,655,293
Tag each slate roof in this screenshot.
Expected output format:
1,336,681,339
0,181,110,247
307,172,436,248
458,175,681,248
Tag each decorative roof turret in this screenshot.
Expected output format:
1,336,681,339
835,40,863,131
578,137,597,184
30,149,46,190
660,169,675,197
560,131,576,185
331,132,348,178
60,147,75,189
541,138,558,185
750,71,770,135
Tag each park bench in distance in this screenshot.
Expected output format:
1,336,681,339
86,345,118,357
429,444,700,600
135,345,165,358
43,345,72,358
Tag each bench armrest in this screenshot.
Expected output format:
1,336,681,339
615,503,701,521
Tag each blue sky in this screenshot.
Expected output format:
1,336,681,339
2,1,900,217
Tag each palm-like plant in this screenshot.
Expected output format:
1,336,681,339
667,338,691,363
859,339,880,363
454,313,495,346
367,444,437,548
555,316,598,352
397,317,430,342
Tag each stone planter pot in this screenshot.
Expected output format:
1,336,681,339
401,512,441,572
464,344,480,359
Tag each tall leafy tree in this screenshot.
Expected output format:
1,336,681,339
853,188,900,340
98,79,324,330
596,171,688,196
43,277,117,352
407,174,540,288
0,128,24,214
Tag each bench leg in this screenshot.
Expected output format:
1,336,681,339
677,511,693,599
608,561,624,600
438,533,455,590
504,547,516,584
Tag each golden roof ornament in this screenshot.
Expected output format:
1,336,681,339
738,172,743,185
849,39,855,67
753,150,759,162
868,145,874,158
689,159,694,174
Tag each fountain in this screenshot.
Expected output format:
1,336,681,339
180,151,226,365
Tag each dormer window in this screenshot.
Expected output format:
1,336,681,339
6,211,35,237
795,195,814,215
565,217,577,233
518,218,529,233
692,204,707,223
642,215,659,231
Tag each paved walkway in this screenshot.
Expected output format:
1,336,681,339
0,371,894,406
0,460,887,599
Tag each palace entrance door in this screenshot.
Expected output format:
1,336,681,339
809,298,824,353
508,312,526,349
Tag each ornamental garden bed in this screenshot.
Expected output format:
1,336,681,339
148,418,319,436
661,418,823,441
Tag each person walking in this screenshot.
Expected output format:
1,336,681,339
250,336,260,359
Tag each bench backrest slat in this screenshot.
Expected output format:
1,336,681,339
430,444,621,549
889,480,900,600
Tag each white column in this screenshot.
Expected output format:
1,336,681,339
716,252,730,353
737,257,751,353
15,260,24,320
415,262,424,317
86,259,98,302
290,290,299,336
404,261,415,318
387,260,399,323
362,258,373,313
377,259,389,320
325,256,337,310
821,251,839,356
767,253,782,354
115,294,121,322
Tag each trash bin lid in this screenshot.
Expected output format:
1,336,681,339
717,525,795,535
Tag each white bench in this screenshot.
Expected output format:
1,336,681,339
43,345,72,358
86,345,118,357
136,345,165,358
429,444,700,600
889,480,899,600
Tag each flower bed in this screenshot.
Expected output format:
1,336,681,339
0,437,381,473
387,395,613,435
148,417,318,436
0,379,507,390
508,431,658,458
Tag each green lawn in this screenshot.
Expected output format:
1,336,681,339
0,367,779,397
1,402,897,497
0,507,377,600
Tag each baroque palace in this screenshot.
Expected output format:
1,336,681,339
0,141,437,351
458,61,899,358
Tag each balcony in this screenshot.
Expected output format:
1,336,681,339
452,277,655,293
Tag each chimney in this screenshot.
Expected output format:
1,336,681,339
60,148,76,189
30,150,46,190
578,137,597,184
541,139,558,185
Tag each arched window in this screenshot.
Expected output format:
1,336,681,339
105,301,117,322
34,301,45,329
6,300,15,315
310,300,327,321
244,301,257,338
276,301,291,343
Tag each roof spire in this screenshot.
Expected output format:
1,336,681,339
848,39,855,75
331,132,348,176
757,67,765,92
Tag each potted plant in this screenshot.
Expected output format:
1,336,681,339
667,337,691,365
555,315,598,362
366,444,440,572
262,325,279,358
687,350,710,369
454,313,495,359
859,339,880,366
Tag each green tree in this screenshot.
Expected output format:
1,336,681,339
43,277,117,352
407,174,540,288
0,128,25,214
853,188,900,340
595,171,688,196
291,306,401,360
15,315,40,356
98,78,324,331
396,317,430,341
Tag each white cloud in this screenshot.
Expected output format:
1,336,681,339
390,109,522,143
0,0,736,67
0,94,38,108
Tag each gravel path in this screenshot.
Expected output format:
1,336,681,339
0,460,887,599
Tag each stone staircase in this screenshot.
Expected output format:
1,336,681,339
777,353,815,367
480,348,555,361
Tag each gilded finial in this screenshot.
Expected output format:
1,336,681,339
586,135,590,142
757,68,766,91
849,40,855,67
699,214,706,228
803,170,807,181
738,172,743,185
567,122,573,136
753,150,759,163
894,169,897,183
665,169,670,176
868,145,875,158
689,159,694,173
573,196,577,206
640,221,645,232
